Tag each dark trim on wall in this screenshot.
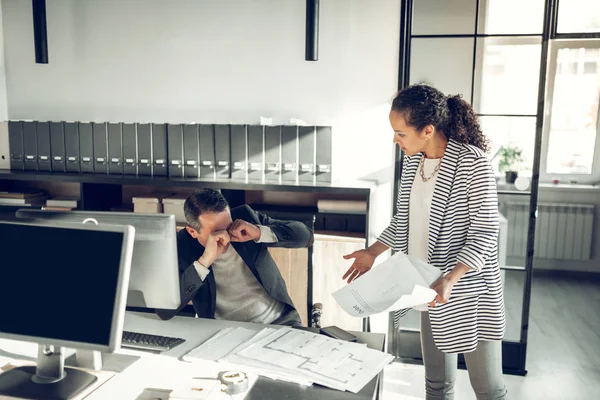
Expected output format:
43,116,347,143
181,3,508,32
398,0,413,90
477,113,538,118
521,0,556,354
411,33,543,39
392,0,413,219
469,0,481,105
552,32,600,39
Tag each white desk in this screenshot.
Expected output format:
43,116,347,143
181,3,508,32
87,311,385,400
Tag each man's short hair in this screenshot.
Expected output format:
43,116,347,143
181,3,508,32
184,189,229,230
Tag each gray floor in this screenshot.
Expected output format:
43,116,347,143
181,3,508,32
383,273,600,399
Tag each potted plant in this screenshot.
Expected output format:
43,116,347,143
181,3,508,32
497,145,524,184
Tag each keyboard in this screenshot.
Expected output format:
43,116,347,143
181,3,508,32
121,331,186,352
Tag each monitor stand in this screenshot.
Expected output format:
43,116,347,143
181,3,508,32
0,344,98,400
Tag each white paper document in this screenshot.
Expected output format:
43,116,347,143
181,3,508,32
181,327,258,362
182,327,393,393
332,252,442,317
233,328,394,393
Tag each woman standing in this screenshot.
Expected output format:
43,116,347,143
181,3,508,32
343,84,507,399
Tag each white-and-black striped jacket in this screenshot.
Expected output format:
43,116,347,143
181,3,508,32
378,139,506,353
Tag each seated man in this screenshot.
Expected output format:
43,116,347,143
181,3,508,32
156,188,313,327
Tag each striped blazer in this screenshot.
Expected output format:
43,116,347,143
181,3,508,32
378,139,506,353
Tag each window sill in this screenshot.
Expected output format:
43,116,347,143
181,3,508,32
538,182,600,191
496,180,600,193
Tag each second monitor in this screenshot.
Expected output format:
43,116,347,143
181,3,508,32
16,209,181,311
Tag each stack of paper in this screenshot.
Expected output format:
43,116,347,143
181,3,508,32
182,327,258,362
332,252,442,317
182,327,394,393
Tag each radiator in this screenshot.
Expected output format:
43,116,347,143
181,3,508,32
505,202,595,260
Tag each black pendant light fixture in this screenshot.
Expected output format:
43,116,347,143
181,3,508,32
305,0,319,61
32,0,48,64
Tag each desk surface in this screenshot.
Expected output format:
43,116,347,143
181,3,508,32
89,311,385,400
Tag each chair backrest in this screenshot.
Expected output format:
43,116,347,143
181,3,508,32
312,233,366,331
269,247,310,326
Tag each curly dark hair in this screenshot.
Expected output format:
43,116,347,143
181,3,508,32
391,83,490,152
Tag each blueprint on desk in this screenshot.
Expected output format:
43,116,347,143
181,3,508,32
183,326,393,393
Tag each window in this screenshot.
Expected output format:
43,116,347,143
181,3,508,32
557,0,600,34
480,116,536,177
478,0,544,34
542,41,600,182
473,37,542,115
472,37,542,181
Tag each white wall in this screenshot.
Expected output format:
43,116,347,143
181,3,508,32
0,0,6,121
1,0,399,184
2,0,398,124
0,0,9,169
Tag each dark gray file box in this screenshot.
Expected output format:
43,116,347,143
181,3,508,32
35,122,52,172
64,122,80,172
36,122,52,172
137,123,152,176
199,124,216,179
281,126,298,182
315,126,333,182
8,121,24,171
214,125,230,179
183,124,199,177
247,125,264,181
151,124,168,176
92,122,108,174
108,123,123,175
22,121,38,171
168,124,184,178
298,126,315,183
122,123,137,175
264,126,281,182
78,122,94,173
230,125,247,180
50,122,66,172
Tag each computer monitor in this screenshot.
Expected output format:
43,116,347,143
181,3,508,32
0,220,134,400
15,210,181,311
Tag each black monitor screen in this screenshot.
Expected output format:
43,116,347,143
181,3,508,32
0,223,125,346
